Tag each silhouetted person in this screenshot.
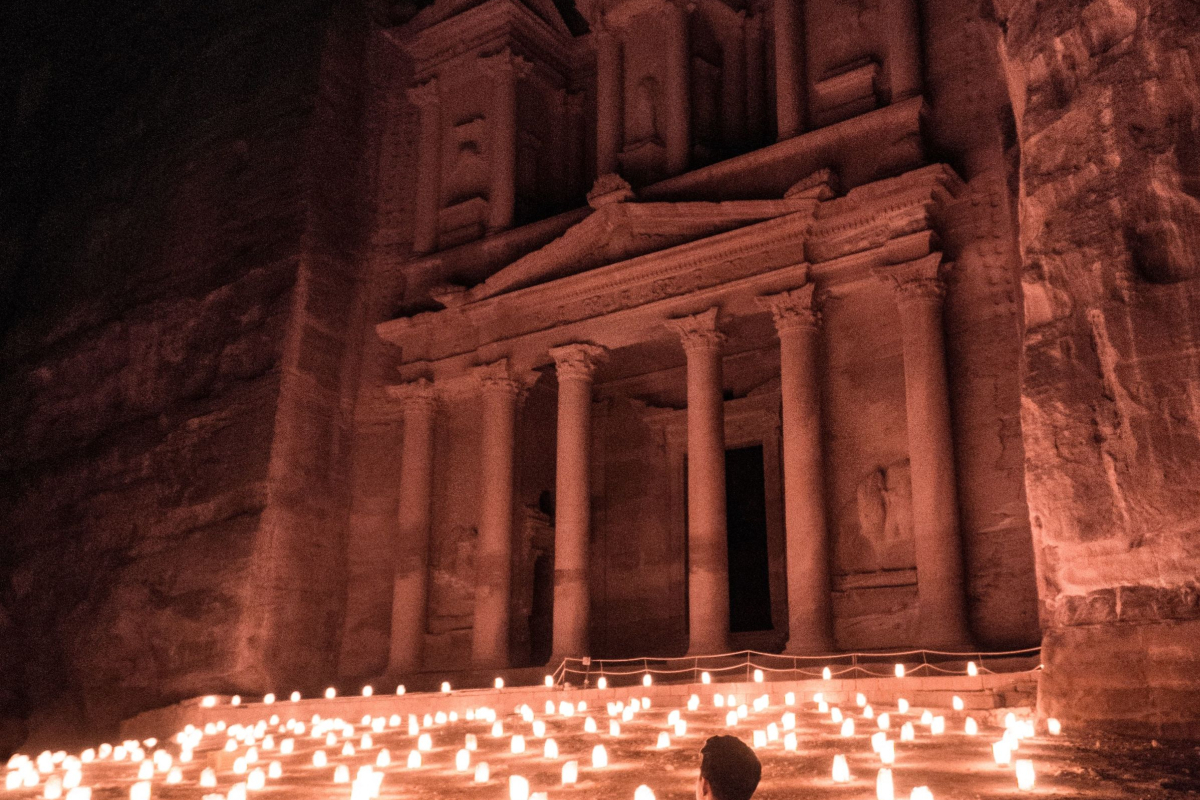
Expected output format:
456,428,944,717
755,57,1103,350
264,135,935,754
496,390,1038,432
696,735,762,800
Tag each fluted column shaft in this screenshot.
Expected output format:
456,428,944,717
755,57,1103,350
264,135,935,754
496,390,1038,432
472,362,522,667
595,25,623,176
668,309,730,654
409,80,441,255
388,380,438,673
722,14,747,147
879,0,921,102
664,0,692,175
760,286,834,653
549,344,607,660
878,255,972,649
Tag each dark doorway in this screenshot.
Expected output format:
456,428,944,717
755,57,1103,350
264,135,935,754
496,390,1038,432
725,445,773,632
529,553,554,665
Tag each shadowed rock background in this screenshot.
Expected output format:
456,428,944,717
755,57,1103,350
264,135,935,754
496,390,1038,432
0,0,1197,753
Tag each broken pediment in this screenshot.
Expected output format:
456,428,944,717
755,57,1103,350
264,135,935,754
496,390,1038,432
462,196,814,302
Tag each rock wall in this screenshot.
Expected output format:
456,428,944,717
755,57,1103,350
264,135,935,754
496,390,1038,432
997,0,1200,736
0,0,373,749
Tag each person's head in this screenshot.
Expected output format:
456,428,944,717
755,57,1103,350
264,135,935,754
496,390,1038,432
696,735,761,800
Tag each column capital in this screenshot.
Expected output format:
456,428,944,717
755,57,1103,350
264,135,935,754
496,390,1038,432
482,48,532,79
387,378,439,413
473,359,532,398
758,283,820,334
550,343,608,383
873,254,951,305
406,78,439,108
667,308,726,353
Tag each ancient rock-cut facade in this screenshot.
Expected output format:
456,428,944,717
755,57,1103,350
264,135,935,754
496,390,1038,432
348,0,1040,676
3,0,1199,747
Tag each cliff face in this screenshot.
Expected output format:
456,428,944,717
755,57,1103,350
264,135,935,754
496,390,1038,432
997,0,1200,736
0,0,374,749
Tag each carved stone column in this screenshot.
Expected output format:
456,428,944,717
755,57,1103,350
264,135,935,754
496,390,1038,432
664,0,692,175
879,0,921,103
722,13,747,147
744,10,766,143
667,309,730,654
875,255,972,649
773,0,805,139
408,79,441,255
595,24,623,176
387,379,438,673
548,344,608,660
485,50,528,235
471,360,524,667
759,286,835,653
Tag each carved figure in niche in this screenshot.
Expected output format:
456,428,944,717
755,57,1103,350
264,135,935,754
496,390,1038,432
428,524,477,632
837,459,914,574
628,76,662,146
447,139,486,207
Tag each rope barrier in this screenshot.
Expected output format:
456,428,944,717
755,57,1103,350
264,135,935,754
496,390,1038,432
548,646,1039,687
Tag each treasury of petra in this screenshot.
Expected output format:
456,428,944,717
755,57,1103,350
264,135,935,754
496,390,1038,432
1,0,1200,760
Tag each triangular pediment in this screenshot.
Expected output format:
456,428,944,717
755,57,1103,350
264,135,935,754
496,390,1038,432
462,198,813,303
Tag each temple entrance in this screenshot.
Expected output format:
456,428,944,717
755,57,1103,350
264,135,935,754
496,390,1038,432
724,445,773,633
529,552,554,665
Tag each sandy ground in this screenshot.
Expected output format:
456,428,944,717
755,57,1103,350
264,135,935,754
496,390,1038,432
8,689,1199,800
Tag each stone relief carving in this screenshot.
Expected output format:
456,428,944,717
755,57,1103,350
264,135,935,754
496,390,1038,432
837,458,915,575
428,523,477,633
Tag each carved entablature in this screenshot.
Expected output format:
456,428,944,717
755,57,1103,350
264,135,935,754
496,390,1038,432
376,163,962,384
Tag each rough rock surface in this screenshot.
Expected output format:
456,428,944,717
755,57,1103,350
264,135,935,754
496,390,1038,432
997,0,1200,737
0,0,375,749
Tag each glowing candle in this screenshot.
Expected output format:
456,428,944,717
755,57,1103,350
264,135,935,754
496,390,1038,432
782,712,796,730
726,694,736,707
324,687,336,700
752,730,766,749
562,761,578,785
900,722,915,742
610,721,621,736
898,699,909,714
737,704,748,719
417,734,432,752
202,696,217,708
494,678,504,690
1003,729,1019,751
910,787,934,800
920,710,933,725
539,738,556,759
509,776,529,800
841,719,855,737
753,669,764,683
406,751,420,769
967,661,978,677
675,719,687,737
766,723,778,742
965,717,978,735
818,701,829,713
831,708,843,723
438,681,451,694
714,694,725,708
474,763,489,783
584,717,597,734
63,771,80,790
592,745,608,768
65,789,90,800
725,711,738,727
200,768,217,787
634,786,656,800
560,701,576,717
880,740,895,765
876,768,894,800
878,712,891,730
657,732,671,749
856,693,867,707
1015,759,1035,790
336,766,353,786
268,761,282,778
1047,718,1061,736
871,731,886,753
137,761,153,780
232,758,247,776
130,782,150,800
783,732,797,751
864,705,875,719
435,711,447,725
44,775,62,799
895,664,905,678
492,721,504,737
341,743,355,757
597,677,608,690
832,754,850,782
931,716,945,735
81,750,95,764
952,696,964,711
622,707,634,722
688,695,700,712
263,693,275,705
454,749,470,772
823,667,832,680
992,741,1011,765
531,719,545,737
280,738,294,755
701,672,711,684
229,785,247,800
